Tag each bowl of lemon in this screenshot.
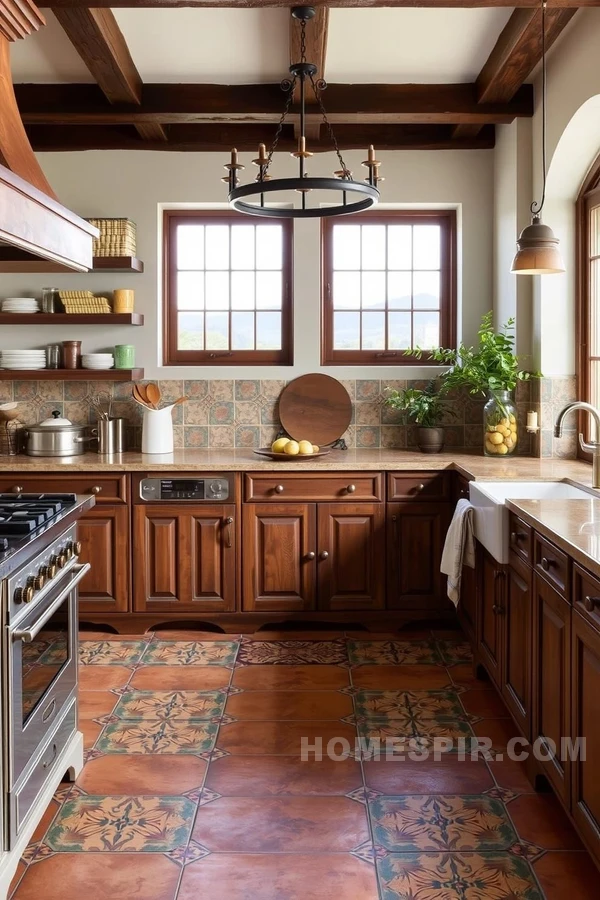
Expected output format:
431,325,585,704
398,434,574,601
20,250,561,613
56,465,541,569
254,438,330,460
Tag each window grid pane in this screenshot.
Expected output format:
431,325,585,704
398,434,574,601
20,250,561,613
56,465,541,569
174,221,285,353
331,222,443,353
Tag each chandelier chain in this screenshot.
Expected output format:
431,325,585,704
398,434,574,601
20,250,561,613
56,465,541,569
300,17,307,63
309,74,351,178
263,76,297,176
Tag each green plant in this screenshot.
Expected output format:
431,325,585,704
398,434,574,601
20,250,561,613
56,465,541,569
383,379,454,427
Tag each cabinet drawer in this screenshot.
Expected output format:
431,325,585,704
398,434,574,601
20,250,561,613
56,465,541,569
387,472,450,502
0,473,127,504
244,472,382,502
573,563,600,632
534,533,569,598
508,513,532,563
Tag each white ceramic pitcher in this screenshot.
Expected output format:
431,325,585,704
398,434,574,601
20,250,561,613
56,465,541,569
142,404,174,454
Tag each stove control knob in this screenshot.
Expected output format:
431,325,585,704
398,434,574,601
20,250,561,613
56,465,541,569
48,555,60,570
209,480,224,495
68,541,82,557
40,563,56,580
32,574,45,591
14,585,34,605
57,551,68,568
64,545,74,561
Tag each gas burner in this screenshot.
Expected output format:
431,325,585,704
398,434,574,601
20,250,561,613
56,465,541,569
0,494,77,538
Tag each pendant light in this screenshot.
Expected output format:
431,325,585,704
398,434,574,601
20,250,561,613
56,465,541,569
511,0,565,275
223,6,381,219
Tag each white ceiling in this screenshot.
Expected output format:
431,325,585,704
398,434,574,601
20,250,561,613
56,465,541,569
10,7,513,86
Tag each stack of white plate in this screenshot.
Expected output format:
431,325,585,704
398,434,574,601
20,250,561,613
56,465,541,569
0,350,46,370
2,298,39,314
82,353,114,370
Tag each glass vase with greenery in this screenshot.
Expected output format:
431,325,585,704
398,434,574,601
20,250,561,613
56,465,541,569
383,379,455,453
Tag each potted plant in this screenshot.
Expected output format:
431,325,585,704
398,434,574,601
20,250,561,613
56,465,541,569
412,312,540,457
383,379,454,453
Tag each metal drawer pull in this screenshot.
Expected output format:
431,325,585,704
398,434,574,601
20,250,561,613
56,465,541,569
12,563,91,643
510,532,524,545
347,484,356,493
12,485,23,494
492,604,505,615
541,557,551,571
274,484,284,494
584,595,600,612
224,516,234,549
415,483,425,492
306,551,316,560
90,485,102,495
43,743,57,770
42,698,56,723
319,550,329,560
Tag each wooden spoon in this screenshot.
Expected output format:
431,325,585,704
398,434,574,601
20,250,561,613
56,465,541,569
135,383,150,405
172,396,187,407
146,383,161,410
132,384,151,407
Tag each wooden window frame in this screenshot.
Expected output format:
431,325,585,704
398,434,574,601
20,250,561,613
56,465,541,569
163,209,294,366
321,209,457,366
576,155,600,459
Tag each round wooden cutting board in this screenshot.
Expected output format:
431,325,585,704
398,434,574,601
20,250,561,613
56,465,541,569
279,374,352,445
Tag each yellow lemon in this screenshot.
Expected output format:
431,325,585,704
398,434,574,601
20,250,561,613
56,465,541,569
298,440,314,455
500,417,510,427
509,414,516,424
504,436,514,450
485,441,498,454
312,445,320,453
272,437,290,453
489,431,504,445
496,443,509,454
510,424,517,433
284,440,300,455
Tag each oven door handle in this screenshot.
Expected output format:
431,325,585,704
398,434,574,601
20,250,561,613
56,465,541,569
12,563,91,643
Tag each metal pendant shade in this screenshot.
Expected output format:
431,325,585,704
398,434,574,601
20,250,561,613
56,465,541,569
511,0,565,275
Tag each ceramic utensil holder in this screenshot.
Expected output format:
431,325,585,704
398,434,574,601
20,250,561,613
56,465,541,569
142,405,174,454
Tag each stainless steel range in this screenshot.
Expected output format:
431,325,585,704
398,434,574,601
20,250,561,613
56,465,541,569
0,492,94,870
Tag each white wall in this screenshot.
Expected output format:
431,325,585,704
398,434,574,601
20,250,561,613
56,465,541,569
0,148,493,380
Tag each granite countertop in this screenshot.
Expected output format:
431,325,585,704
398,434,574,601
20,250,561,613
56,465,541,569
0,449,594,484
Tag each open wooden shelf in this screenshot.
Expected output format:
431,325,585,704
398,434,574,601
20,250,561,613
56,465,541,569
0,369,144,381
0,313,144,325
0,252,144,273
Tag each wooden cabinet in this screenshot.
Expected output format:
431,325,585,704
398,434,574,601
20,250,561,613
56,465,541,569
476,546,504,687
457,561,477,641
503,554,532,739
386,501,451,611
571,610,600,858
77,505,130,613
133,504,236,613
532,573,571,804
242,501,384,612
242,503,316,612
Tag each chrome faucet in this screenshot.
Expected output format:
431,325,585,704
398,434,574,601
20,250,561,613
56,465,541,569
554,401,600,488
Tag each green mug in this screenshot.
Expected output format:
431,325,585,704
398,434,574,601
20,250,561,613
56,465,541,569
114,344,135,369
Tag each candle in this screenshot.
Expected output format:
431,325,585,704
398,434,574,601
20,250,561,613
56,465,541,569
231,148,238,166
299,136,306,153
258,143,267,161
526,411,538,429
368,145,375,162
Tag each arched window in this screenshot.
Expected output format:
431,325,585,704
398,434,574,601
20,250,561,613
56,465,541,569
576,154,600,452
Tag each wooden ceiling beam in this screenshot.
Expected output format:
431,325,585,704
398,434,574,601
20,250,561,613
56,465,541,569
290,5,328,97
25,122,496,151
52,7,167,143
45,1,600,9
15,81,533,125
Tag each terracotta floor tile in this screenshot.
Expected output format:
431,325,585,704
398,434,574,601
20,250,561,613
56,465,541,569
78,665,132,691
205,755,362,796
150,630,240,641
77,753,207,794
12,853,180,899
77,691,119,721
448,663,495,690
233,665,349,691
431,627,466,639
178,853,379,900
460,689,511,719
487,758,536,794
129,665,231,690
8,860,26,898
471,718,520,751
78,632,150,642
348,632,405,641
217,721,357,756
225,691,353,720
29,798,61,844
351,665,451,690
534,851,600,899
508,794,584,850
192,796,369,851
363,756,494,794
247,631,346,640
79,719,103,750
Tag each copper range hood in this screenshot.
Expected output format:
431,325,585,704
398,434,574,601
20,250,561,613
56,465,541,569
0,0,97,272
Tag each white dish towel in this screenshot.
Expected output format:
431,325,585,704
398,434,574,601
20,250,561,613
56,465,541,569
440,498,475,607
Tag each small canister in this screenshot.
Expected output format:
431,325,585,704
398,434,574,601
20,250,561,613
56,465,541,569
113,289,134,313
41,287,59,313
95,418,126,454
62,340,82,369
46,343,61,369
114,344,135,369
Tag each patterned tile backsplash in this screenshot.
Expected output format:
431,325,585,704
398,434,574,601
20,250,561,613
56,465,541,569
0,376,575,456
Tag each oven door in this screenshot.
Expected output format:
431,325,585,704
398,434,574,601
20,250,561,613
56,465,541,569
7,562,90,785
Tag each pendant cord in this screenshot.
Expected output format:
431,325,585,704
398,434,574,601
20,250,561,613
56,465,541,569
531,0,547,218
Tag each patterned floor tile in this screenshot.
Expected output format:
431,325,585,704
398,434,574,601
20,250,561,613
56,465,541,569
113,690,226,720
142,640,238,666
370,794,517,851
436,640,474,666
357,716,473,750
348,641,442,666
79,641,147,666
95,719,218,754
355,689,466,722
237,639,348,665
44,795,195,852
377,851,543,899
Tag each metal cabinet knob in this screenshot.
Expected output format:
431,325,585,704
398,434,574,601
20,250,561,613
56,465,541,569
347,484,356,493
306,551,316,560
415,483,425,492
12,485,23,494
319,550,329,560
541,557,550,571
274,484,284,494
510,532,519,545
584,595,600,612
90,485,102,495
492,604,505,615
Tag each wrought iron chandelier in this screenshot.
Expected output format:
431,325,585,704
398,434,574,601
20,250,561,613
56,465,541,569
223,5,382,219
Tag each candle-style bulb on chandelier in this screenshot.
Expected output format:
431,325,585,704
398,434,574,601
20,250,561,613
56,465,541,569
224,6,382,218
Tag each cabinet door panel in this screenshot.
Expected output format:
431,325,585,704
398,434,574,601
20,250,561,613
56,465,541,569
571,611,600,858
78,506,130,613
318,503,385,610
503,557,532,738
190,509,235,610
457,562,476,641
477,546,503,687
533,574,571,804
242,503,316,612
387,502,451,610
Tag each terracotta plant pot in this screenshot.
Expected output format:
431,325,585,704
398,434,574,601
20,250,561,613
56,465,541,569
416,426,445,454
